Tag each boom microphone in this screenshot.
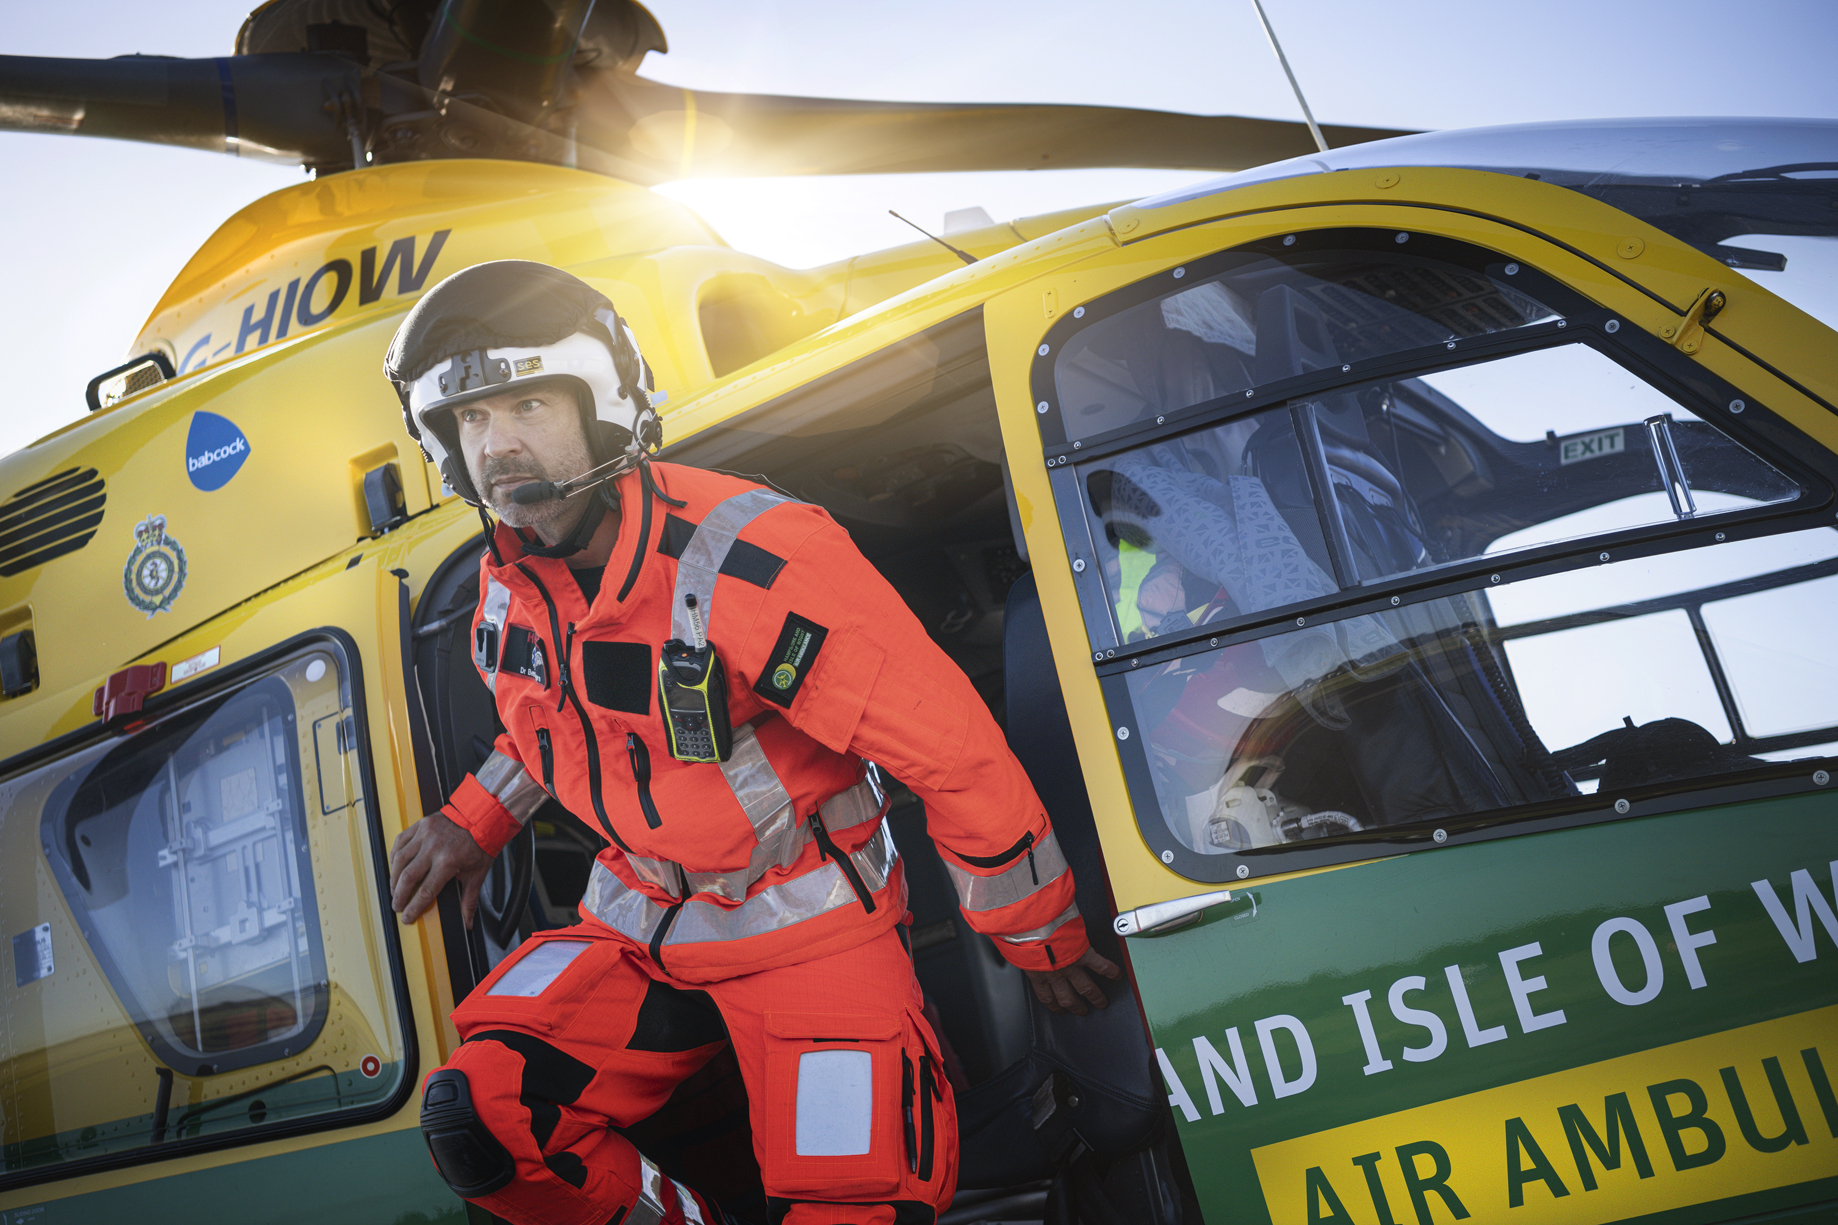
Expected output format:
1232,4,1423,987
510,480,565,504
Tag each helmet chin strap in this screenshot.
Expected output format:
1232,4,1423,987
514,485,614,559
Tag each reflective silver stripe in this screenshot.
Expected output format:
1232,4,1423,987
627,1154,669,1225
623,714,884,904
683,771,886,902
998,901,1081,945
669,488,791,642
473,750,548,824
624,852,686,898
583,819,900,947
474,573,511,693
624,720,797,901
675,1178,708,1225
626,774,886,904
819,771,886,835
721,721,794,824
945,831,1070,913
684,721,799,904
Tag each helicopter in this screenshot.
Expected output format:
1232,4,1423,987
1,2,1835,1224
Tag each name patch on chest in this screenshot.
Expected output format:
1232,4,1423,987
501,625,548,686
753,613,828,708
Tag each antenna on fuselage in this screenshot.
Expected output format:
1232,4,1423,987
887,210,978,266
1248,0,1329,153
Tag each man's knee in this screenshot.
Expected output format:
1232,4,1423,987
419,1031,583,1201
421,1066,517,1198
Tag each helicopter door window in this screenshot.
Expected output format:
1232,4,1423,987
1045,231,1559,447
1119,526,1838,869
1065,342,1799,646
1,640,409,1181
1305,343,1798,584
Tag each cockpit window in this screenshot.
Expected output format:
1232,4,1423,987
1049,236,1555,444
1071,340,1797,648
2,640,407,1180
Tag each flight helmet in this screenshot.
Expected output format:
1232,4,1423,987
384,260,659,507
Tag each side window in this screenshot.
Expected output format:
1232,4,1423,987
1122,527,1838,863
2,640,407,1180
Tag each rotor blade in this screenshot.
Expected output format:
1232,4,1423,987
0,52,661,181
573,73,1417,179
0,53,362,163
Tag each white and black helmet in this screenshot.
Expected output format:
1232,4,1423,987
384,260,660,506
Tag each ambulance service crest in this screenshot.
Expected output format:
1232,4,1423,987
122,514,188,617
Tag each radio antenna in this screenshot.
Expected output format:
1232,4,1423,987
1248,0,1329,153
888,210,977,266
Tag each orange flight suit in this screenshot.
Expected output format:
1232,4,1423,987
428,463,1085,1224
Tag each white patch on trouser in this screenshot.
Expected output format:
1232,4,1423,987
486,940,591,996
794,1049,874,1156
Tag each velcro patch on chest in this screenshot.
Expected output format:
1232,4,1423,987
753,613,828,708
583,641,652,714
500,625,548,686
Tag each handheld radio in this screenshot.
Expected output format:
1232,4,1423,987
658,594,733,763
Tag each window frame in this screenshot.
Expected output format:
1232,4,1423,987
1030,227,1838,883
0,628,419,1191
1035,228,1834,663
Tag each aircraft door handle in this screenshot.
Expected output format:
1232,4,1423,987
1114,888,1252,936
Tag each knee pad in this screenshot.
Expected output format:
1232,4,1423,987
420,1069,517,1198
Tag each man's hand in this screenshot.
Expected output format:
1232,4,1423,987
1024,948,1124,1016
390,811,494,927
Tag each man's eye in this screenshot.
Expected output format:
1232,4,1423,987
519,399,543,412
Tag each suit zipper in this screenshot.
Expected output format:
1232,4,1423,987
917,1054,936,1181
809,808,876,914
536,728,554,791
647,899,684,970
958,829,1035,871
627,733,664,829
901,1052,917,1173
516,565,630,853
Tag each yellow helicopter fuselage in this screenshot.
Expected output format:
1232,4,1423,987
2,139,1835,1225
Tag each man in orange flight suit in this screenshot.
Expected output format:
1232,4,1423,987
384,261,1118,1225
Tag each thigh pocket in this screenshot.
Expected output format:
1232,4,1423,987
761,1011,907,1199
451,931,622,1039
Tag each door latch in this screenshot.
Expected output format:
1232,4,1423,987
1662,288,1727,355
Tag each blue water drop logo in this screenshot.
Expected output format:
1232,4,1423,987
185,411,251,491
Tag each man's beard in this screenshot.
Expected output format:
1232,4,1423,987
474,441,595,536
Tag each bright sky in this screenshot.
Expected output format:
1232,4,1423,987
2,0,1835,459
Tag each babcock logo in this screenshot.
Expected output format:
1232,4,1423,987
185,411,251,491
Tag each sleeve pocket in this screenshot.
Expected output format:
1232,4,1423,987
791,632,884,755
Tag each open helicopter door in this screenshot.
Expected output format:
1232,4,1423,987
0,543,463,1221
989,170,1838,1225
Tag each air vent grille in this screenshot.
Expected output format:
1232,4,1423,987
0,468,107,577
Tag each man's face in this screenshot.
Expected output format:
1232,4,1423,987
453,382,595,532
